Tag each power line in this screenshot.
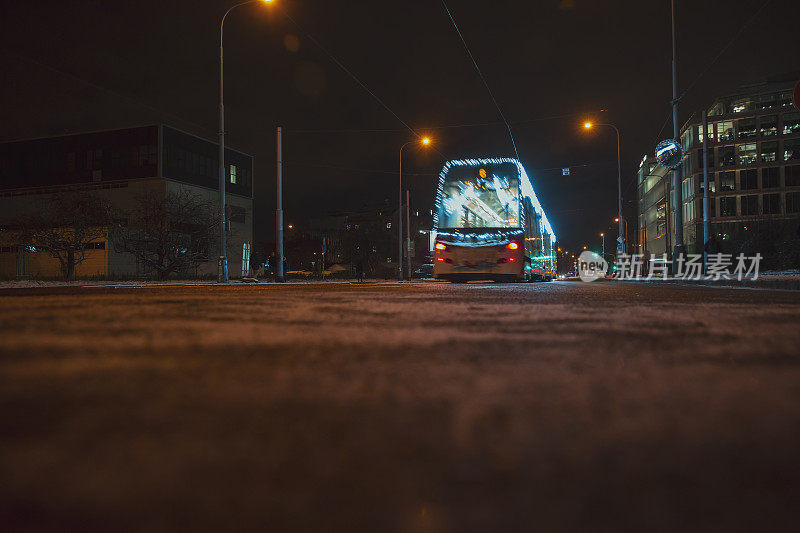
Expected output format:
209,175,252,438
440,0,519,162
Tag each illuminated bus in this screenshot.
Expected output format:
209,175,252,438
432,158,556,282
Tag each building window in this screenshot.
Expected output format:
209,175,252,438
720,197,737,217
708,102,724,116
137,145,156,166
719,171,736,191
787,192,800,213
762,167,780,188
762,193,780,214
229,165,238,184
779,91,793,108
697,123,714,143
696,148,714,169
737,143,757,165
785,139,800,162
709,197,717,218
741,195,758,215
783,112,800,135
731,98,752,113
760,141,778,163
87,149,103,170
717,121,734,141
719,146,735,167
740,169,758,190
760,115,777,136
757,93,777,109
786,165,800,187
737,118,756,138
699,177,715,194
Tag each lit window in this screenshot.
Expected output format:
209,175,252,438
716,121,734,141
229,165,238,184
737,143,757,165
730,98,752,113
760,141,778,163
737,118,756,138
783,112,800,135
760,115,777,137
784,139,800,162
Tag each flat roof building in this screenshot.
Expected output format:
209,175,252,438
638,77,800,268
0,125,254,278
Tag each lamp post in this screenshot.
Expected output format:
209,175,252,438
218,0,273,283
398,137,431,281
584,121,624,260
600,233,605,260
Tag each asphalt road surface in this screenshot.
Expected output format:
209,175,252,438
2,281,800,532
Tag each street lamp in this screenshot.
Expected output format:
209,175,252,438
600,233,605,260
398,136,432,281
218,0,273,283
583,121,624,261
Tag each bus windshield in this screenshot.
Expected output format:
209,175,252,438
438,167,521,229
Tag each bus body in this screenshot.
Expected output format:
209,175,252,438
432,158,556,282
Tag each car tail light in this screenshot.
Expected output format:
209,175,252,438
436,257,445,262
435,242,447,251
508,257,515,262
506,242,519,250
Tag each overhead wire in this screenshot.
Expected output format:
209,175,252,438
439,0,520,162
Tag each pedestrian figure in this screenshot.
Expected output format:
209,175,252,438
355,259,364,283
643,249,651,276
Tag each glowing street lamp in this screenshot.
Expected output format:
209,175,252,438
399,136,433,281
218,0,274,282
600,233,605,260
583,120,623,260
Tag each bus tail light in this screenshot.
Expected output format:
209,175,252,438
435,242,448,251
506,242,519,250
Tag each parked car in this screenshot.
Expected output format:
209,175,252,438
413,264,434,278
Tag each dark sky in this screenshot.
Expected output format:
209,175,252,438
1,0,798,251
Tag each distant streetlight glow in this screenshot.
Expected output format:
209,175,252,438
422,137,431,145
584,122,592,129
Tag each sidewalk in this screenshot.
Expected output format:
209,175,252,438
612,271,800,291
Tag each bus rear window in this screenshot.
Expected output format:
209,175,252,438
438,173,520,229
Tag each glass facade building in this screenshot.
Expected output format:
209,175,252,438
638,79,800,267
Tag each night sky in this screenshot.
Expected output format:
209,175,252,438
1,0,798,251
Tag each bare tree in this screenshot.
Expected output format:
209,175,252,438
18,192,114,281
114,189,218,280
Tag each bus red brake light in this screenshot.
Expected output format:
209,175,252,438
506,242,519,250
435,242,447,251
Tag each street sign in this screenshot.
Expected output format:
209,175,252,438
562,168,570,176
617,236,623,244
655,138,684,169
793,80,800,111
616,243,624,256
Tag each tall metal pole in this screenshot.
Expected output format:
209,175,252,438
276,126,285,282
615,126,623,258
702,110,709,273
406,189,412,280
398,142,409,281
218,11,229,283
671,0,683,262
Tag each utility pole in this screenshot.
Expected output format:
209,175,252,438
398,148,404,281
276,126,285,282
406,190,412,280
702,110,710,273
671,0,684,267
218,13,228,283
